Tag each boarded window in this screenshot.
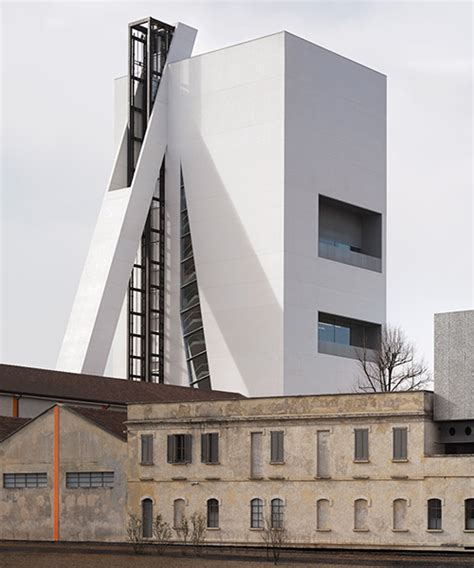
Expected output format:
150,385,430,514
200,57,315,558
427,498,442,530
3,473,47,489
167,434,193,464
393,499,407,530
250,498,263,528
250,432,263,478
66,472,114,488
174,499,186,528
354,499,368,530
142,498,153,538
207,498,219,528
317,431,330,478
270,431,284,463
201,433,219,464
316,499,330,531
354,429,369,461
271,498,284,529
393,427,408,460
465,499,474,530
141,435,154,465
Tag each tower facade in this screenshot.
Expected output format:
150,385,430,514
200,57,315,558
58,21,386,396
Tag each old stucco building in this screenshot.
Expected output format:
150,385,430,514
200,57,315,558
0,405,127,542
127,391,474,551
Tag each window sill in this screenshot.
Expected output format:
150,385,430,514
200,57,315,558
206,527,220,531
314,476,332,480
249,527,263,531
270,462,285,465
392,459,409,463
352,475,370,480
140,463,154,467
426,529,443,533
316,529,332,533
171,477,187,481
249,476,264,480
463,530,474,533
202,462,221,466
353,460,370,464
353,529,369,533
392,529,409,533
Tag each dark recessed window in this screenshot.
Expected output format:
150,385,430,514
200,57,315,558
167,434,193,464
319,195,382,272
318,313,381,359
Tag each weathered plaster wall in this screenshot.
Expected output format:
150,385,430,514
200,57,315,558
0,406,127,542
127,392,474,550
0,411,54,540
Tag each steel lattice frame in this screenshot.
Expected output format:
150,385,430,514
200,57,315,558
127,18,174,382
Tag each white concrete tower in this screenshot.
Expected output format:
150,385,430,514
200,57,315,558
58,21,386,397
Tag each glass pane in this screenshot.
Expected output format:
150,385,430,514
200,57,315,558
185,329,206,359
182,233,193,260
181,210,190,235
334,324,350,345
181,281,200,312
181,257,196,287
319,323,334,343
189,353,210,382
182,305,203,336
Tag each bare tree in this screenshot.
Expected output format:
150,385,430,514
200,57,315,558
173,513,190,554
356,324,430,392
190,512,207,555
153,514,172,554
126,513,145,554
260,516,288,565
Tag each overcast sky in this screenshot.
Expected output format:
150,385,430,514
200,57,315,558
1,1,472,375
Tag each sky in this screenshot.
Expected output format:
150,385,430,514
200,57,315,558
1,1,473,375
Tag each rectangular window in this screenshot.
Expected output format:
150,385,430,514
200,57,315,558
393,427,408,461
141,434,154,465
66,472,114,489
201,433,219,464
250,432,263,478
270,431,284,463
354,429,369,461
317,430,330,478
3,473,47,489
167,434,193,464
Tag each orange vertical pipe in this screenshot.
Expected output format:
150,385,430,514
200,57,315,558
12,397,19,417
53,406,60,541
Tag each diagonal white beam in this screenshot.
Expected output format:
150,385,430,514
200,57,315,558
57,23,197,375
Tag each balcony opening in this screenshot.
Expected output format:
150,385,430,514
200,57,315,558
318,312,381,360
319,195,382,272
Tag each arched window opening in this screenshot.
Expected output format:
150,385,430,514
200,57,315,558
207,498,219,528
250,498,263,529
392,499,407,531
354,499,368,531
427,498,442,530
271,498,284,529
173,498,186,529
142,498,153,538
316,499,330,531
465,499,474,530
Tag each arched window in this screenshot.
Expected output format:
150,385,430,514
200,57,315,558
271,498,284,529
354,499,368,531
466,499,474,531
207,498,219,528
316,499,331,531
427,498,442,530
250,498,263,529
142,498,153,538
393,499,407,531
174,498,186,529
